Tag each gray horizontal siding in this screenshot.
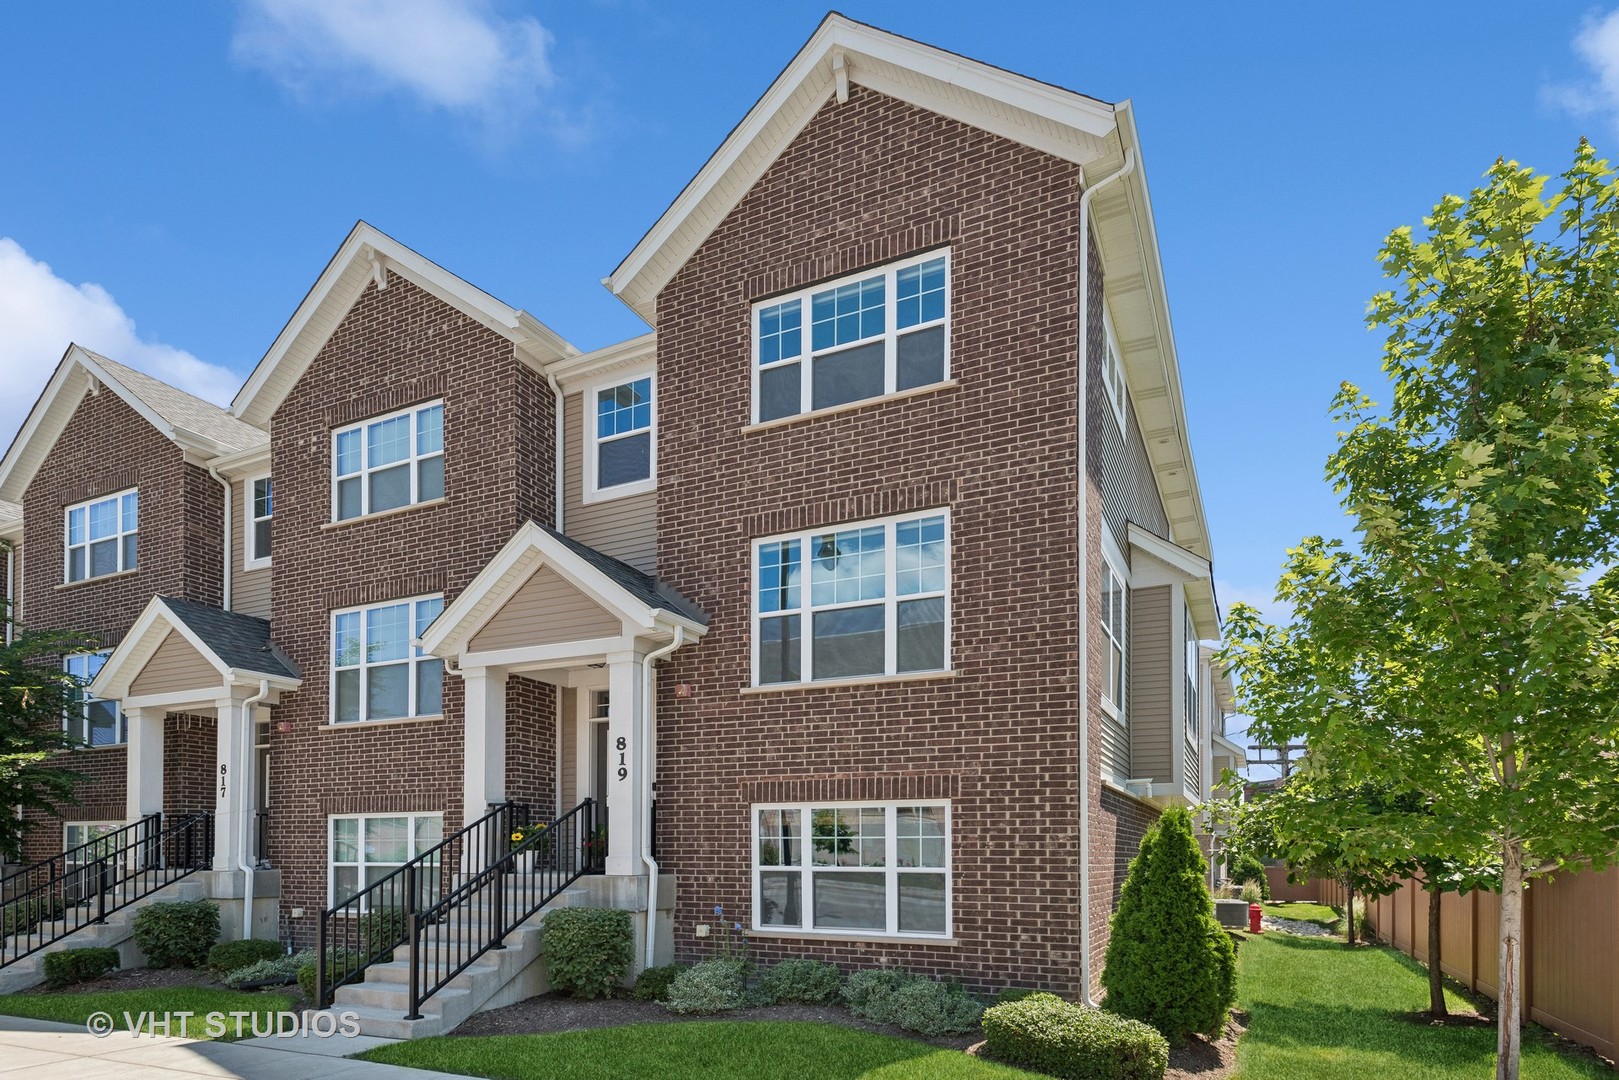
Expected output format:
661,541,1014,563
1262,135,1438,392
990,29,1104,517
1129,584,1173,783
563,392,657,573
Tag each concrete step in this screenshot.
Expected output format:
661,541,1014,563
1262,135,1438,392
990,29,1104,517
315,1003,448,1041
359,958,501,987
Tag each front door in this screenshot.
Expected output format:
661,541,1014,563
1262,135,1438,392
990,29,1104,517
589,689,610,831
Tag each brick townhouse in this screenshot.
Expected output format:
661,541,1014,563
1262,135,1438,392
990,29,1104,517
0,13,1240,1029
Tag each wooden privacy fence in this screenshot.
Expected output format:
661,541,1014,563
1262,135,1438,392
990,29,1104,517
1319,868,1619,1061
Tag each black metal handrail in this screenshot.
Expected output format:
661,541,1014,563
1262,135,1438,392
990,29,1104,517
404,798,596,1019
316,800,525,1008
0,812,213,968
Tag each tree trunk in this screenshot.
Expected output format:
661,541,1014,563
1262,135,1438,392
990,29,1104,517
1497,840,1523,1080
1345,880,1357,945
1428,884,1447,1017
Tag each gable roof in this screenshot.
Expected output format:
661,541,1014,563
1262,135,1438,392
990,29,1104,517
605,12,1117,323
0,344,267,504
91,595,300,701
233,222,579,428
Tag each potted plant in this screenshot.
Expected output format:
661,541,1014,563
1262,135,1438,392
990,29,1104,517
582,824,608,870
508,822,550,873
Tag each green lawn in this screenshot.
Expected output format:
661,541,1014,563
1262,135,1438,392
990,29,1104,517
1263,901,1344,933
359,1020,1034,1079
1236,933,1607,1079
0,987,294,1041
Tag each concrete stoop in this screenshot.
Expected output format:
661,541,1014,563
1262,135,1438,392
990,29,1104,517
0,878,206,993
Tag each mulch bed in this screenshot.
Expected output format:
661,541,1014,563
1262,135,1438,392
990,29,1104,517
34,966,221,994
1164,1009,1244,1080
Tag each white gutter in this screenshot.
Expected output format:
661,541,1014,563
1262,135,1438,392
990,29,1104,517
547,372,565,532
640,626,684,970
207,464,232,609
3,544,12,644
237,680,271,943
1077,147,1136,1007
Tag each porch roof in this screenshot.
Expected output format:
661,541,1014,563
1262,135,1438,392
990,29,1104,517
91,595,300,701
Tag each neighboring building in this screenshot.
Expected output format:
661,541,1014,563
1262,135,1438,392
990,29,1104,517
0,13,1227,1027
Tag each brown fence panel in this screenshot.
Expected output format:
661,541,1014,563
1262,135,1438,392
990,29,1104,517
1391,880,1413,953
1266,866,1321,902
1475,887,1501,1000
1412,886,1430,963
1525,867,1618,1060
1438,889,1473,986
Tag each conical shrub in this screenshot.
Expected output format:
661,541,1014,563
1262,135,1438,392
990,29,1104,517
1100,806,1236,1043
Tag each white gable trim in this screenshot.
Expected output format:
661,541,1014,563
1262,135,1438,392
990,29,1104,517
90,596,301,701
605,13,1116,323
232,222,579,427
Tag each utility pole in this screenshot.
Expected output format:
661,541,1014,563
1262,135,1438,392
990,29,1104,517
1247,743,1307,779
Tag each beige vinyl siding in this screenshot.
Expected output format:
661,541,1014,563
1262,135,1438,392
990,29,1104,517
559,687,577,811
1128,584,1174,783
563,391,656,573
1099,702,1130,780
130,631,219,697
469,566,622,652
233,478,272,619
1184,737,1201,800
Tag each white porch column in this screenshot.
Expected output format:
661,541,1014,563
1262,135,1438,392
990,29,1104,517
213,692,251,872
125,707,164,823
461,665,508,830
604,651,645,877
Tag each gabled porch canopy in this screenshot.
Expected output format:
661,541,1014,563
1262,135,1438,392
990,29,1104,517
92,596,301,709
420,521,707,671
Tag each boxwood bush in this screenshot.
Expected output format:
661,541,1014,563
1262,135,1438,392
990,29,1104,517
43,946,119,988
982,992,1168,1080
665,957,748,1014
542,908,633,999
206,938,285,976
842,967,984,1036
757,958,844,1005
632,963,690,1002
842,967,911,1018
131,899,219,968
224,950,310,989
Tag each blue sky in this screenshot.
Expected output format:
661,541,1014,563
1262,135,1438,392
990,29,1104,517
3,2,1617,770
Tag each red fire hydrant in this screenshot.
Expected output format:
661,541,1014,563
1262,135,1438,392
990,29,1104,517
1248,903,1264,934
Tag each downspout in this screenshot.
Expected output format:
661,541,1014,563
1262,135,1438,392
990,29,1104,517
1077,145,1136,1006
547,372,565,532
237,679,270,942
207,464,233,609
640,625,685,970
4,544,13,644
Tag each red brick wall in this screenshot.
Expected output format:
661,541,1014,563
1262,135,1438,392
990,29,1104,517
263,271,557,945
163,713,217,816
652,86,1092,994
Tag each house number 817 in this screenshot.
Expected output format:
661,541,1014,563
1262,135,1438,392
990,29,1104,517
616,736,628,781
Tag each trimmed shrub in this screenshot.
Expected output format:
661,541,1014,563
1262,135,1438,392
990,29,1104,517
665,957,748,1014
884,978,984,1037
983,992,1168,1080
224,950,310,989
1227,852,1271,900
757,958,844,1005
206,938,284,976
4,897,65,937
43,946,119,988
542,908,634,999
994,986,1041,1006
632,963,690,1002
296,947,365,1001
359,908,407,961
132,899,220,969
1102,807,1237,1043
842,967,911,1019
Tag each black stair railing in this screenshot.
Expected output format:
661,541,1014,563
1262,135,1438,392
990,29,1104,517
0,811,213,968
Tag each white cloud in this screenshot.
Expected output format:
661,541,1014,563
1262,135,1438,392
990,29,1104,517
0,238,240,446
232,0,555,130
1547,9,1619,127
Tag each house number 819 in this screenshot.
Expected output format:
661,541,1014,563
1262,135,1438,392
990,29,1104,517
616,736,628,781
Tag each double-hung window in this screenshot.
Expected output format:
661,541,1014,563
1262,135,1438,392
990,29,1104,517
65,489,138,582
64,651,123,746
753,250,950,423
333,401,444,521
329,813,442,906
1184,606,1199,741
1100,552,1128,720
754,802,951,938
754,511,948,686
587,375,654,496
1101,309,1127,434
246,476,272,567
331,595,444,723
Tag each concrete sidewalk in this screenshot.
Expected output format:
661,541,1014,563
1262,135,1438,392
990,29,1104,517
0,1015,468,1078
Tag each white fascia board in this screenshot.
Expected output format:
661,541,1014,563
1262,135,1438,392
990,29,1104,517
1126,522,1210,581
551,333,658,391
207,441,272,480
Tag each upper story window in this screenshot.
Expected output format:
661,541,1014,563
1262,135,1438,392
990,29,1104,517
587,375,655,498
331,594,444,724
1184,606,1199,741
65,489,138,583
1100,549,1128,721
246,476,272,568
64,651,123,746
753,251,950,424
333,402,444,522
1101,310,1127,434
754,510,948,687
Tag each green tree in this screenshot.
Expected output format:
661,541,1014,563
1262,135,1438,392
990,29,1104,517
0,593,86,861
1222,143,1619,1079
1101,806,1236,1043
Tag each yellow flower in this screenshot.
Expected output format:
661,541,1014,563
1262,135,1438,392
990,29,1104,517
510,831,523,842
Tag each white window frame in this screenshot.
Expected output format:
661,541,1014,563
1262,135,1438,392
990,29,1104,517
1099,529,1129,723
1101,308,1128,436
327,812,443,909
751,801,952,940
245,474,272,570
751,509,951,688
64,821,121,861
328,593,445,725
751,249,952,425
63,487,139,583
582,368,656,503
64,650,124,746
331,400,445,523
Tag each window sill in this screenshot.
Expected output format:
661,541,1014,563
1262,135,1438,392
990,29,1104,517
746,927,957,947
55,569,139,591
741,670,956,695
581,477,656,506
243,558,271,573
323,714,445,731
321,498,447,531
741,380,958,435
